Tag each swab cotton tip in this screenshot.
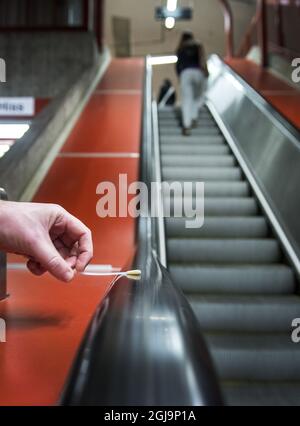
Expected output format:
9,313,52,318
125,270,142,281
125,270,142,277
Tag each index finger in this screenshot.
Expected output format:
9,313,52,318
64,213,93,272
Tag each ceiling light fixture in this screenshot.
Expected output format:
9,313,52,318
149,55,178,66
165,16,175,29
167,0,178,12
0,123,30,139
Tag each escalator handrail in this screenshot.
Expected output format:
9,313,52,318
151,99,167,268
60,57,223,406
207,54,300,279
0,188,8,301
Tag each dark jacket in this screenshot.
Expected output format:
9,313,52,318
176,40,208,77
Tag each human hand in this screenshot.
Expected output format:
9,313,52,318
0,201,93,282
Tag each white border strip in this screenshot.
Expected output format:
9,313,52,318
58,152,140,159
95,89,142,95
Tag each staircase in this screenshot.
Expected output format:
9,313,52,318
159,106,300,406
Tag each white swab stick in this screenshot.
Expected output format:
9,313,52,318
80,269,142,279
84,264,120,273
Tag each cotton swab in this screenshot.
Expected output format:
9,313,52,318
80,269,142,280
83,264,120,273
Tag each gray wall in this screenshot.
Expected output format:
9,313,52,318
0,30,103,200
0,31,98,97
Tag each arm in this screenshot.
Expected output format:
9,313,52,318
0,201,93,282
175,49,182,77
198,44,209,78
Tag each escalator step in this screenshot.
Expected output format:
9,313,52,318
162,166,242,181
160,123,218,130
160,111,210,116
159,115,215,122
162,154,236,167
169,265,295,295
160,135,224,144
160,127,220,136
160,123,218,129
167,238,281,264
165,217,267,238
159,111,210,118
164,197,258,216
163,181,249,197
222,382,300,406
205,334,300,381
161,145,230,155
187,294,299,332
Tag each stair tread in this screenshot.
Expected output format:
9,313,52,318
166,217,267,237
206,333,300,382
169,264,295,295
159,107,300,402
205,332,300,351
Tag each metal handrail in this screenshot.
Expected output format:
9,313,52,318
152,100,167,268
218,0,234,58
237,9,260,57
0,188,8,301
60,57,223,406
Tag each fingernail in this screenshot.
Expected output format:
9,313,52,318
64,269,74,282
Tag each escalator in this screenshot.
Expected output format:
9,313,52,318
60,56,300,407
159,105,300,406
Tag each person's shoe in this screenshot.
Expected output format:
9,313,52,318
192,119,198,128
182,127,191,136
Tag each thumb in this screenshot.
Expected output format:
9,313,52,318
31,235,75,282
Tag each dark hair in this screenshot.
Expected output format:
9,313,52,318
177,31,194,52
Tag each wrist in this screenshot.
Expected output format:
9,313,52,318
0,201,15,251
0,200,8,251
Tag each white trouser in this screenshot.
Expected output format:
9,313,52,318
180,69,206,129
